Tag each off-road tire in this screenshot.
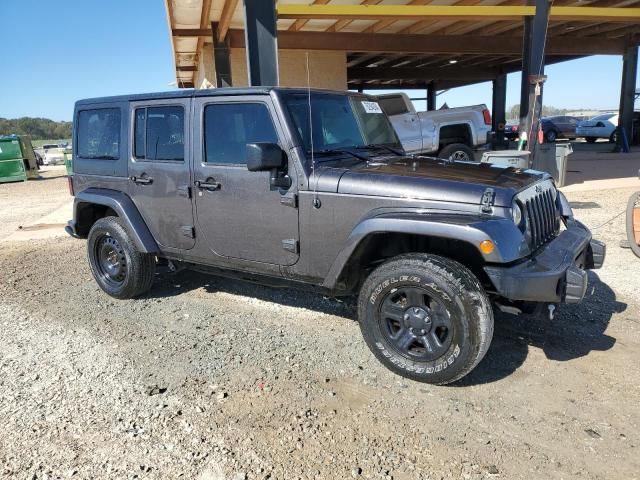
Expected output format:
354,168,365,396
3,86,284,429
626,191,640,259
438,143,475,162
87,217,156,299
358,253,493,385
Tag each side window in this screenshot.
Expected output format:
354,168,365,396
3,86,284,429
204,103,278,164
77,108,120,159
134,106,184,161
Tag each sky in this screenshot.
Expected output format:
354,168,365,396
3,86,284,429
0,0,637,122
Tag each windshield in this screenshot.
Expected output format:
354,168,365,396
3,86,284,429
590,114,615,122
282,93,400,154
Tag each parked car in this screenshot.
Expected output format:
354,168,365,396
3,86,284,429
66,87,605,385
503,116,580,142
42,145,66,165
376,93,492,161
504,121,520,141
541,116,580,142
576,113,618,143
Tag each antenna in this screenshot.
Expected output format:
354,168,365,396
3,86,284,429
306,52,321,209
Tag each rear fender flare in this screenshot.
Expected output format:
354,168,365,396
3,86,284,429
73,188,159,253
322,212,527,290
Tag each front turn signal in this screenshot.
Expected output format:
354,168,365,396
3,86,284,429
479,240,495,255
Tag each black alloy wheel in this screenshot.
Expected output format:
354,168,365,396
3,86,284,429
378,286,453,362
94,234,128,288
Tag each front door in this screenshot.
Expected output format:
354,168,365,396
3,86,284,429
128,99,195,250
192,96,299,266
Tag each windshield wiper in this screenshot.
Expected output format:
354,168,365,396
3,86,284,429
315,148,369,162
354,144,404,156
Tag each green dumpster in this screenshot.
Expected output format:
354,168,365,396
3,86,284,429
64,147,73,175
0,135,38,182
0,135,39,183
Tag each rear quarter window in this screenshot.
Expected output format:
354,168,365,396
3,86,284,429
77,108,121,159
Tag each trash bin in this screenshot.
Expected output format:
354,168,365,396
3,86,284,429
480,150,531,169
532,142,573,187
64,147,73,175
0,135,39,183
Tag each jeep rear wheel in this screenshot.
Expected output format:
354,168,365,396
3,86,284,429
87,217,156,299
358,253,493,385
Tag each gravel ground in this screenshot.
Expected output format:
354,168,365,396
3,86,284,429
0,166,70,240
0,176,639,480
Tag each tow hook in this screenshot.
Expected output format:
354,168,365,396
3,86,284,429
548,304,556,320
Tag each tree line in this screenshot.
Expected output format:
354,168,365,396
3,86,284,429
507,105,572,120
0,117,72,140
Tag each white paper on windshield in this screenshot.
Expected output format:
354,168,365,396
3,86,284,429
361,101,383,114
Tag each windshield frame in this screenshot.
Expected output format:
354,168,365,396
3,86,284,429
277,90,403,164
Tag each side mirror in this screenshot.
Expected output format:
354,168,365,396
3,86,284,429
246,142,291,189
246,143,285,172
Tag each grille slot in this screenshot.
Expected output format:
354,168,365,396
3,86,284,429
519,182,560,250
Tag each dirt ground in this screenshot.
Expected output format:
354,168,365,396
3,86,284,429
0,167,639,480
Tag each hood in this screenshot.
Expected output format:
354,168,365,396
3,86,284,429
312,155,545,207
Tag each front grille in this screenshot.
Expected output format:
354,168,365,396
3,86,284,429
518,181,560,250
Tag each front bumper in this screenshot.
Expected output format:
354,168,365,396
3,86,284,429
484,220,605,304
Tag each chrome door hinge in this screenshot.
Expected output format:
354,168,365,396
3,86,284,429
280,193,298,209
282,239,299,254
177,185,192,198
181,226,195,238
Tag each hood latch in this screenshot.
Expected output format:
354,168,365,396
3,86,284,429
480,188,496,214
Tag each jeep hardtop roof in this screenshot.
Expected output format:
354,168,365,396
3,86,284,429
75,87,366,107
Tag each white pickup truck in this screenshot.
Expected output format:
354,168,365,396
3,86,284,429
376,93,492,161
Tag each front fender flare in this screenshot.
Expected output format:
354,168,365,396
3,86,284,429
322,212,527,290
72,188,159,253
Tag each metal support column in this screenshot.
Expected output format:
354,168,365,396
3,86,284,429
243,0,279,86
519,17,532,124
427,83,436,111
212,23,232,88
616,43,638,151
520,0,550,160
492,74,507,147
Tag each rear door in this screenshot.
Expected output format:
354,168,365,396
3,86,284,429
192,96,299,266
128,99,195,250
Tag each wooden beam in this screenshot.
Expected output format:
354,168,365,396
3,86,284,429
276,4,640,22
327,0,383,33
277,5,534,21
348,66,502,81
172,28,628,55
194,0,213,85
218,0,239,41
288,0,329,32
364,0,430,34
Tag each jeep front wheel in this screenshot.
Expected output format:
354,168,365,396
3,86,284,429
358,253,493,385
87,217,156,299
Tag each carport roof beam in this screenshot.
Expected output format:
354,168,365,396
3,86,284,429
276,5,640,23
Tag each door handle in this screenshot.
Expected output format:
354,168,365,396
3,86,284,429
195,179,221,191
130,175,153,185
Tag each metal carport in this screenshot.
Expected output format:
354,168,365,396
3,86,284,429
165,1,640,152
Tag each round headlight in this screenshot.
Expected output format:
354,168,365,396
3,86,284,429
511,200,523,226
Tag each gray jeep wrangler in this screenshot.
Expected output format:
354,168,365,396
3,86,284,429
66,87,605,385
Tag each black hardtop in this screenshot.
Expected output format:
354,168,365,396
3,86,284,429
75,87,366,107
